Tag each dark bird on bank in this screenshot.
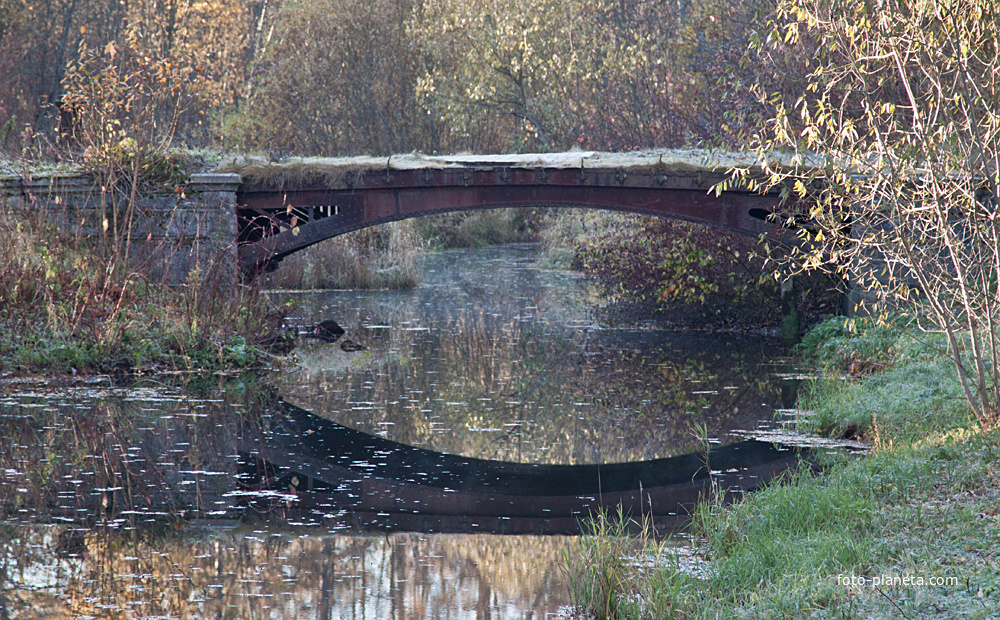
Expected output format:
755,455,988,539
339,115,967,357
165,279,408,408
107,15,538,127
340,339,367,352
307,320,346,343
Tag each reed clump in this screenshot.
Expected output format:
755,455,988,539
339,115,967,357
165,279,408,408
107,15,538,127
0,206,287,375
265,220,421,290
414,208,539,249
565,509,701,620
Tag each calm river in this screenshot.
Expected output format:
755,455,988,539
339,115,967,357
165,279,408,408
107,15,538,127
0,243,788,618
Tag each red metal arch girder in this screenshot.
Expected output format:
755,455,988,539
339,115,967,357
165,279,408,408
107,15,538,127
236,170,785,273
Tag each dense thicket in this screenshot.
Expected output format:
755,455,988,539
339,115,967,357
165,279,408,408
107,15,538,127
0,0,274,154
0,0,769,156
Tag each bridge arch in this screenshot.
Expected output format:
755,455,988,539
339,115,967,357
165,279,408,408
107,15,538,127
233,152,786,274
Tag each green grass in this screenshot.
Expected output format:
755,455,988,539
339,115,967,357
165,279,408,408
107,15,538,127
799,356,974,443
566,316,1000,618
794,316,975,441
794,314,909,371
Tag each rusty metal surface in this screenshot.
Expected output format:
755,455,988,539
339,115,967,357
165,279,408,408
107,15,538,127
236,165,787,274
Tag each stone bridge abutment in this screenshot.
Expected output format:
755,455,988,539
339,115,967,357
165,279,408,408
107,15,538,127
1,171,241,288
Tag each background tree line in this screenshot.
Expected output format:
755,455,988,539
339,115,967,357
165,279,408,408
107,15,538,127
0,0,772,157
0,0,829,339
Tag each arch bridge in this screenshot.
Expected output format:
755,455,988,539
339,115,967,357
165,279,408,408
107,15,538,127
233,150,789,275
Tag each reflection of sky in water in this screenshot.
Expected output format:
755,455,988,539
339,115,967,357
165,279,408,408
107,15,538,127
277,244,782,464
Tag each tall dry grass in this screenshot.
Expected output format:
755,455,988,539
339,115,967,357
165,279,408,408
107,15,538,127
414,207,539,249
265,220,422,290
538,209,634,269
0,205,286,374
264,209,542,291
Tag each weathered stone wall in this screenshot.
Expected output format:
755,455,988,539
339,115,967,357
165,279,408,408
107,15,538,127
0,171,241,289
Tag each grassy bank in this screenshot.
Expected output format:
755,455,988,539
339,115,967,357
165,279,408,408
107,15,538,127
567,316,1000,618
0,208,289,376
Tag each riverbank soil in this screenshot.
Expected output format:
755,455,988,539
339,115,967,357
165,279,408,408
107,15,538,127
568,316,1000,618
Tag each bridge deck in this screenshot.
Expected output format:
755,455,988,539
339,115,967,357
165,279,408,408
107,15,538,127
224,149,777,189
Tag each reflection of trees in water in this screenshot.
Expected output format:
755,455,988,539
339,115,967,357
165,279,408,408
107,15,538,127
3,526,571,619
0,379,270,618
282,292,592,463
277,248,780,464
0,379,273,528
0,366,586,618
569,333,780,458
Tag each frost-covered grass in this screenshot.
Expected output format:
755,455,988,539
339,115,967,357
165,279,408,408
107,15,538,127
794,316,976,441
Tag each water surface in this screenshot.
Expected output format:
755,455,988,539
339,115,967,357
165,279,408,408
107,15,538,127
278,244,782,464
0,243,787,619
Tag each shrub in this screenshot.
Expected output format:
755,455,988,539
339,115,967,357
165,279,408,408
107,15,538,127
541,209,779,311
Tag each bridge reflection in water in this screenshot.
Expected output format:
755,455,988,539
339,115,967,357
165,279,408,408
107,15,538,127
240,402,812,534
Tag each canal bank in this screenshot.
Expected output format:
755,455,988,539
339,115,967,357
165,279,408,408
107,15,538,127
0,203,290,377
567,316,1000,618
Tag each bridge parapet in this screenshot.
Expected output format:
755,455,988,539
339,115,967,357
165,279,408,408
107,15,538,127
228,150,774,184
